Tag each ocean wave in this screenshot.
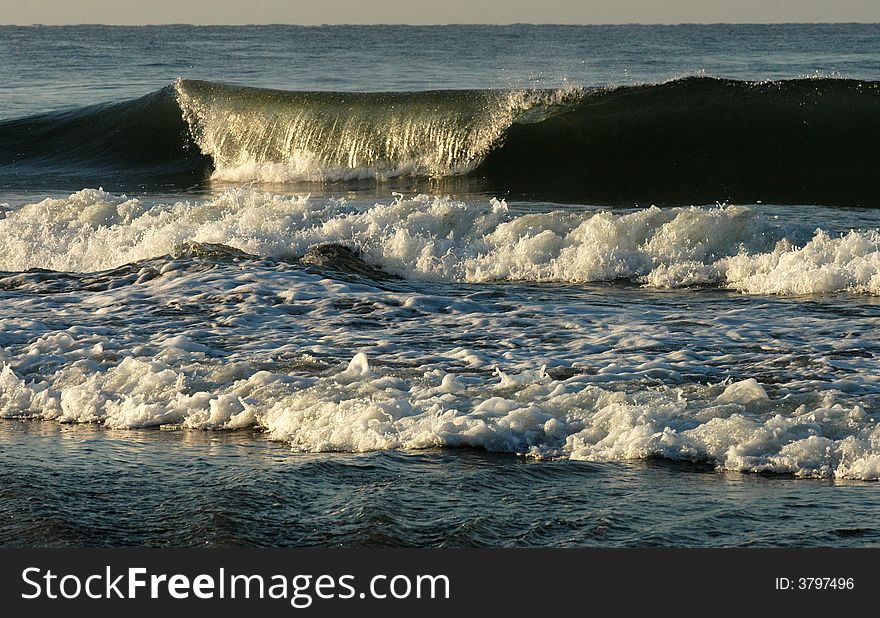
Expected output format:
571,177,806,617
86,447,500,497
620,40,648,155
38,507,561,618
2,353,879,479
1,76,878,205
4,188,880,295
175,79,581,182
0,85,208,183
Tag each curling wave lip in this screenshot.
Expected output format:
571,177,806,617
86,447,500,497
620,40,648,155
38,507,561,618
1,76,878,206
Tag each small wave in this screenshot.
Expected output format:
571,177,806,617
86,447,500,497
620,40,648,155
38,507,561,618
2,354,878,479
4,188,880,295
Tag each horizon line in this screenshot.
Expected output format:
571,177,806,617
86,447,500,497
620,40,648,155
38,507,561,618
3,21,880,27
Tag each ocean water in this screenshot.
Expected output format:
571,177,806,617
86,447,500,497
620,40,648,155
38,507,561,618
1,24,880,547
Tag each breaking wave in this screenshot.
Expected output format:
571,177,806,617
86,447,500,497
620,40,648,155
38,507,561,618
4,188,880,295
1,77,878,205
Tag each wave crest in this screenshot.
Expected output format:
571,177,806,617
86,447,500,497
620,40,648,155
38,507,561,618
174,78,580,182
3,77,878,204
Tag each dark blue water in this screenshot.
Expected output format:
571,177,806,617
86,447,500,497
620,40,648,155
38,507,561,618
1,24,880,548
2,421,878,547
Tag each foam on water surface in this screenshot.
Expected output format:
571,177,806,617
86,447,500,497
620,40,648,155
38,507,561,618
1,189,880,479
3,188,880,295
1,350,879,479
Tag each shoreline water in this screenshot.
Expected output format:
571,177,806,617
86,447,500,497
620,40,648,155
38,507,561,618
3,418,877,548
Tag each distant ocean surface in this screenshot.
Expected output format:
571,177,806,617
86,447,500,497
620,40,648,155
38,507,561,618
2,24,880,547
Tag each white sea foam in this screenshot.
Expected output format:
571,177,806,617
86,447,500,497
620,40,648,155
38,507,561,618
2,189,879,478
2,353,879,479
4,188,880,296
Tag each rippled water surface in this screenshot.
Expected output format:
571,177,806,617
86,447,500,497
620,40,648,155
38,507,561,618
3,421,878,547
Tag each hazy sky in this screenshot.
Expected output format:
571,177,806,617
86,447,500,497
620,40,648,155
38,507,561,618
2,0,879,25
